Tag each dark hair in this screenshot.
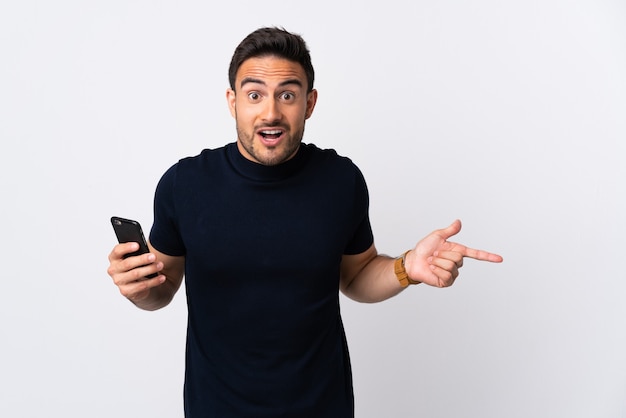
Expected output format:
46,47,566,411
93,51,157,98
228,27,315,92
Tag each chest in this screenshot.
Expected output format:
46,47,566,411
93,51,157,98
176,174,356,283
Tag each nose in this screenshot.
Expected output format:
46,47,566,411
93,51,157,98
261,97,282,123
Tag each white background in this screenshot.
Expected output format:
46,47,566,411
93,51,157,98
1,1,625,417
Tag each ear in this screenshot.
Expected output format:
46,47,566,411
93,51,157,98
226,88,236,118
305,89,318,120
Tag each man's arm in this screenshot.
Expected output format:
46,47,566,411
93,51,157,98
107,241,185,311
340,220,503,303
340,246,402,303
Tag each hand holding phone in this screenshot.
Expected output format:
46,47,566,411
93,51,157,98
110,216,158,279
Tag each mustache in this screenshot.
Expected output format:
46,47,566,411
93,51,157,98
255,123,288,130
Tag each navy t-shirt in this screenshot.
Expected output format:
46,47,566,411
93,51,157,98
150,142,373,417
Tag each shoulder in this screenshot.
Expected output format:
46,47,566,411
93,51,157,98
301,143,369,198
303,143,361,173
178,144,229,168
156,144,230,193
164,144,234,181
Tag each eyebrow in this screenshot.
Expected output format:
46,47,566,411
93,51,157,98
239,77,303,89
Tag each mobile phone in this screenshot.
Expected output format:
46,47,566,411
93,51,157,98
110,216,158,278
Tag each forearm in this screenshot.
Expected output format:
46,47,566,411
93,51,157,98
341,255,409,303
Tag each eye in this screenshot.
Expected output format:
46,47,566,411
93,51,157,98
280,92,295,101
247,92,261,101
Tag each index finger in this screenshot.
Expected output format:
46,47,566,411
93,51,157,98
462,246,503,263
108,242,140,261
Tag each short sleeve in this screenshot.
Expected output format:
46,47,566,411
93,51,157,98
149,163,186,256
343,165,374,255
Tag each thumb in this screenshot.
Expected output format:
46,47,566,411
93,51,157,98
437,219,462,240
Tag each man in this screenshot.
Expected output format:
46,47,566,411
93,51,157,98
107,27,502,417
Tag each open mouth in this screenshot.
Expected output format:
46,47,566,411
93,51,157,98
259,129,284,141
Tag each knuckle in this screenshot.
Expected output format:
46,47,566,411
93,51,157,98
118,285,131,297
130,268,143,281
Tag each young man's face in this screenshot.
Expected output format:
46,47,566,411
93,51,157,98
227,56,317,166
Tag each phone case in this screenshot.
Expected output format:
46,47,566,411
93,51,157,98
110,216,157,278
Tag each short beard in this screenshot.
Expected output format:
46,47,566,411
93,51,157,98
236,121,306,166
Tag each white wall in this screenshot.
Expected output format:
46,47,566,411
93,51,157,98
1,1,624,417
